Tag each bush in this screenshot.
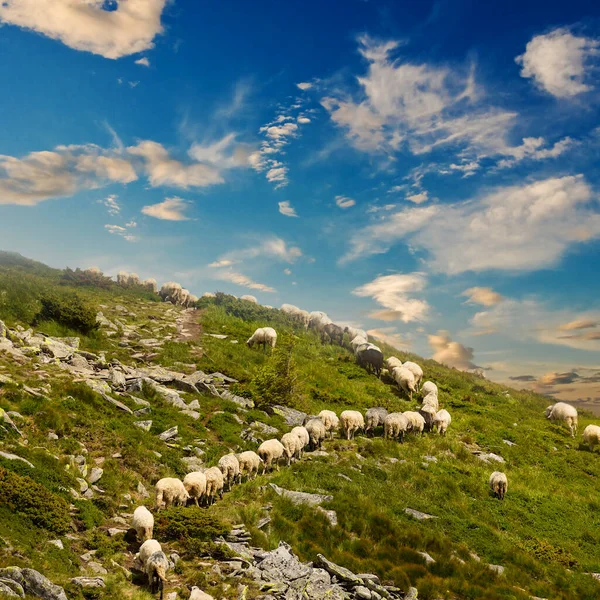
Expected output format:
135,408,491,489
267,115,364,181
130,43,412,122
0,466,71,534
35,293,98,334
60,267,114,290
251,339,298,408
155,507,229,542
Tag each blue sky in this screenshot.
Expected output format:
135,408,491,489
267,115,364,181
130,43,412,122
1,0,600,403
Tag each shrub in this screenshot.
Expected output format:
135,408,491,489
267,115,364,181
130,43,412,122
0,466,71,534
251,339,298,408
155,507,229,542
35,293,98,334
60,267,114,290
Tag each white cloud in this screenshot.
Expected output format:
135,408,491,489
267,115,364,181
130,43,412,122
261,122,299,141
128,81,139,88
0,0,167,59
266,166,288,186
297,116,311,124
104,222,137,243
208,259,237,268
141,196,191,221
462,287,504,307
214,270,276,293
278,200,298,217
406,190,428,204
188,133,252,170
343,175,600,273
335,195,356,209
213,237,303,268
296,82,313,91
135,57,150,67
497,136,574,169
516,28,599,97
352,272,429,323
284,268,292,275
367,327,410,350
429,330,478,370
99,194,121,216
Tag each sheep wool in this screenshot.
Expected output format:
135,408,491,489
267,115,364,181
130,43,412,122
290,426,310,458
218,453,241,489
421,390,439,412
489,471,508,500
546,402,578,437
403,411,426,434
340,410,365,440
304,418,326,450
247,327,277,350
433,409,451,435
183,471,207,507
280,432,300,466
393,366,416,401
419,405,437,432
237,451,263,480
132,505,154,542
385,357,403,371
384,413,409,443
318,410,339,439
365,407,388,435
258,439,286,472
204,467,225,505
155,478,189,510
240,294,258,303
145,550,169,598
402,361,423,391
421,381,438,397
583,424,600,451
138,539,162,568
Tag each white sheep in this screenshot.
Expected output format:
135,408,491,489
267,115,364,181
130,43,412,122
84,266,102,275
145,550,169,598
403,411,425,434
419,405,437,432
365,407,388,436
304,418,326,450
433,409,451,435
132,505,154,542
188,294,199,306
421,391,439,412
237,450,263,480
189,587,214,599
281,304,310,328
138,539,162,569
127,272,141,287
180,288,191,307
318,410,339,439
155,478,189,510
240,294,258,303
280,432,300,466
246,327,277,350
583,424,600,451
350,335,368,354
489,471,508,500
344,326,368,342
204,466,224,505
340,410,365,440
258,439,286,472
308,311,332,332
159,282,183,305
202,292,216,298
183,471,207,507
545,402,578,437
218,453,241,489
402,361,423,391
142,278,158,293
421,381,438,397
385,357,402,371
384,412,409,443
392,366,416,401
290,426,310,458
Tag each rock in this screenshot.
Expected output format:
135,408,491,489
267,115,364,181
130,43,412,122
134,420,153,432
206,333,228,339
257,516,271,529
354,586,372,599
269,484,333,506
188,399,201,410
503,439,516,446
338,473,352,482
110,369,126,389
107,528,127,537
0,567,68,600
40,338,75,360
76,478,88,493
0,409,23,437
96,312,118,330
159,426,178,441
48,540,64,550
488,564,505,576
423,456,437,463
404,508,437,521
0,319,6,337
68,355,91,371
475,452,505,464
270,405,307,426
0,451,34,468
0,579,23,597
189,585,215,599
0,374,15,385
88,561,108,575
404,588,418,600
180,409,201,420
251,421,279,436
83,488,95,499
137,482,149,498
47,432,59,441
134,407,151,417
220,389,254,408
181,456,205,471
256,542,311,582
165,593,178,600
314,554,363,585
71,577,105,588
417,551,435,565
316,507,338,526
80,552,96,562
88,468,103,484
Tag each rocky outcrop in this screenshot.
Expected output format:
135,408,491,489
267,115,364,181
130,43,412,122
0,567,68,600
268,483,333,507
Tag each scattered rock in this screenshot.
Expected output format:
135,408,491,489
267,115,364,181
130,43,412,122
417,551,435,565
47,432,59,441
314,554,363,585
269,483,333,506
488,564,505,576
71,577,105,588
137,482,149,498
159,426,178,441
88,468,103,484
316,507,338,527
354,586,372,599
134,420,153,432
270,405,307,426
0,567,68,600
182,456,205,471
503,439,516,446
404,508,437,521
107,528,127,537
0,451,34,468
476,452,505,464
87,562,108,575
338,473,352,482
48,540,64,550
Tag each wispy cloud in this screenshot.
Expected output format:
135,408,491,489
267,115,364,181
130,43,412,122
141,197,191,221
278,201,298,217
99,194,121,216
213,237,302,266
367,327,410,350
335,195,356,209
214,270,276,293
462,287,504,307
135,57,150,67
104,221,138,243
429,330,479,370
296,82,313,91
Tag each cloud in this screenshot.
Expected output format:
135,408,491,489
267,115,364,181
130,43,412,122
278,201,298,217
462,287,504,307
284,268,292,275
367,327,410,350
496,136,574,169
188,133,252,170
335,195,356,209
104,222,137,243
214,270,276,293
342,175,600,273
429,330,478,370
208,259,236,268
509,375,537,382
0,0,167,59
352,272,429,323
559,319,598,331
406,190,428,204
516,28,599,97
212,237,303,269
296,82,313,91
135,57,150,67
141,197,191,221
99,194,121,216
297,116,311,124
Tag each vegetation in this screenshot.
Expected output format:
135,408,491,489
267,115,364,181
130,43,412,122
35,293,99,334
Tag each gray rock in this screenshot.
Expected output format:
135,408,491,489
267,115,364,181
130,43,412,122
503,439,516,446
88,561,108,575
0,451,34,468
107,529,126,537
221,389,254,408
188,399,201,410
417,551,435,565
137,481,149,498
110,369,126,389
0,579,23,597
404,508,437,521
251,421,280,436
180,409,201,420
88,468,103,484
47,432,59,441
314,555,363,585
270,405,307,426
0,409,23,437
0,373,15,385
165,593,178,600
71,577,105,588
269,484,333,506
181,456,205,471
48,540,64,550
256,542,311,582
134,407,151,417
40,339,74,360
404,588,418,600
0,567,68,600
476,452,505,464
316,507,338,527
338,473,352,482
257,517,271,529
354,586,372,599
159,426,178,441
134,420,153,432
488,564,505,576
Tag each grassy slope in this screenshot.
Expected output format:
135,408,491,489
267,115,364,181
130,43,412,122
0,255,599,599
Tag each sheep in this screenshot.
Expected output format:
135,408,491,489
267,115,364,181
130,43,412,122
145,550,169,599
419,404,437,432
127,272,141,287
308,311,332,332
489,471,508,500
141,278,158,293
182,471,207,507
281,304,310,328
246,327,277,350
384,413,409,443
204,466,224,505
421,381,438,397
84,266,102,275
138,539,162,570
116,270,129,286
180,288,191,307
365,407,388,436
218,453,241,490
421,391,439,411
304,418,326,450
340,410,365,440
385,357,402,371
318,410,339,439
392,366,416,401
258,439,286,472
403,411,426,434
202,292,216,298
132,505,154,542
188,294,198,306
350,335,368,354
433,409,451,435
323,322,345,345
155,478,189,510
280,433,300,466
583,424,600,451
240,294,258,303
344,326,368,343
546,402,578,437
159,282,183,305
402,361,423,391
290,426,310,458
356,343,384,377
237,450,263,480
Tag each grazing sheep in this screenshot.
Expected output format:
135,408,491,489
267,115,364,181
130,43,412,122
392,366,416,401
240,294,258,303
356,343,384,377
385,357,402,371
188,294,198,306
183,471,207,507
323,322,345,345
155,478,189,510
290,426,310,458
350,335,368,354
127,272,141,287
180,288,191,307
138,539,162,570
419,405,437,432
116,270,129,286
132,505,154,542
421,391,439,412
384,413,409,443
583,424,600,451
308,311,332,333
403,411,426,434
145,550,169,599
281,304,310,328
402,361,423,391
344,326,368,343
365,407,388,436
280,433,300,466
433,409,451,435
489,471,508,500
258,439,286,472
218,453,241,490
546,402,578,437
304,418,327,450
204,467,225,505
421,381,438,397
141,278,158,293
318,410,339,439
159,282,183,305
237,451,263,480
247,327,277,350
84,266,102,275
340,410,365,440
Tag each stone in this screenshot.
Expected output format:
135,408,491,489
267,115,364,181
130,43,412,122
48,540,64,550
404,508,437,521
316,507,338,526
0,409,23,437
109,369,126,389
181,456,205,471
475,452,505,464
503,439,516,446
251,421,279,436
88,562,108,575
0,579,23,597
159,426,178,441
180,409,201,420
256,542,311,582
0,451,34,468
314,555,363,585
134,407,151,417
338,473,352,482
88,468,103,484
134,420,153,432
269,484,333,506
71,577,105,588
0,374,15,385
417,551,435,565
404,588,419,600
257,517,271,529
40,339,74,360
80,552,96,562
47,432,59,441
165,594,178,600
107,528,127,537
189,586,214,599
270,405,307,426
488,564,505,576
83,488,95,499
0,567,68,600
220,389,254,408
76,478,88,493
137,481,149,498
354,586,372,599
423,455,437,463
188,399,201,410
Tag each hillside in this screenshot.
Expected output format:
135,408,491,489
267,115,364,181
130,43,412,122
0,254,599,600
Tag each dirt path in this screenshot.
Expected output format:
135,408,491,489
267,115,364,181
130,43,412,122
176,308,203,342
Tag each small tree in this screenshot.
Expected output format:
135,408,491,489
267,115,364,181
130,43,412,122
251,339,298,408
35,293,99,334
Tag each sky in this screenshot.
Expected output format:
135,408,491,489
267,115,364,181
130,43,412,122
1,0,600,406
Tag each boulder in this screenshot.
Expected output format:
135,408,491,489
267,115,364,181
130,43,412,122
159,426,178,441
189,587,215,599
0,451,34,468
40,339,74,360
88,468,103,484
269,484,332,507
314,555,363,586
256,542,311,582
270,405,307,426
220,389,254,408
0,578,24,598
70,577,105,588
134,420,152,432
0,567,68,600
404,508,437,521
